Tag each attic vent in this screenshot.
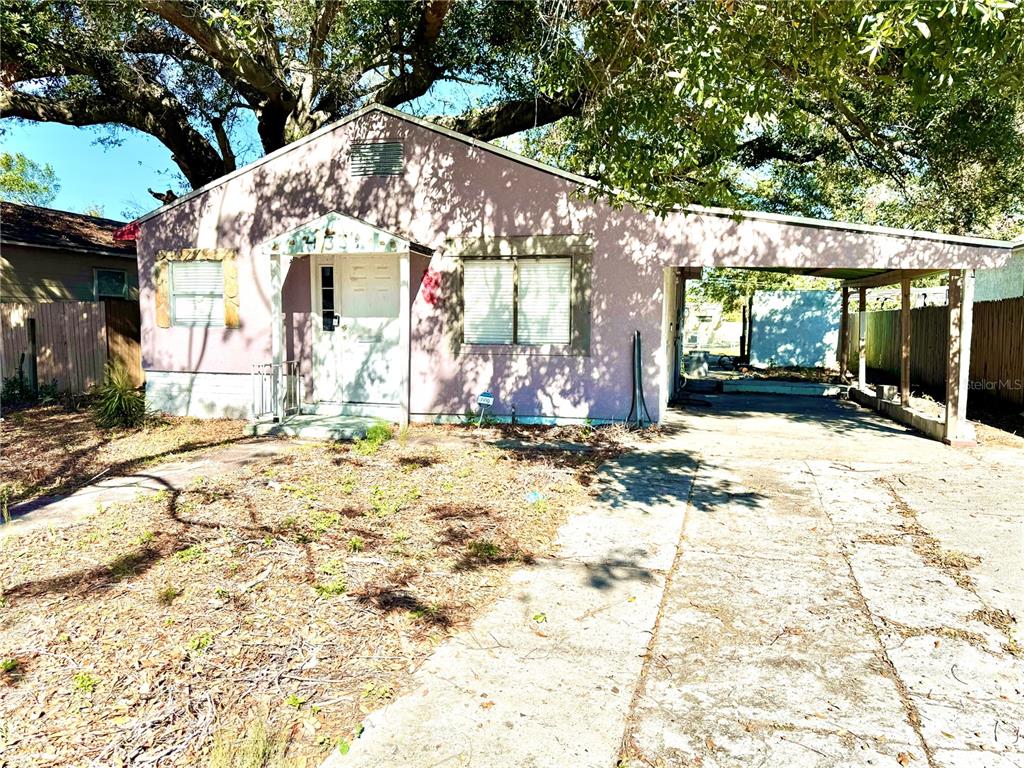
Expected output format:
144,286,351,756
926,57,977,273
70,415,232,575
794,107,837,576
350,142,403,176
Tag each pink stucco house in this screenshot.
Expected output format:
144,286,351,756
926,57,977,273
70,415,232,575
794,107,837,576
125,105,1011,431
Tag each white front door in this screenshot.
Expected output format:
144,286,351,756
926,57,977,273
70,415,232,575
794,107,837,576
313,254,402,405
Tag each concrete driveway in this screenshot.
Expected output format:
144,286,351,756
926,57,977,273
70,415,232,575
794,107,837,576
625,394,1023,768
329,394,1023,768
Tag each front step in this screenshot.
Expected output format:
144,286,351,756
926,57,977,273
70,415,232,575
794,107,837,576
301,401,403,422
247,414,373,441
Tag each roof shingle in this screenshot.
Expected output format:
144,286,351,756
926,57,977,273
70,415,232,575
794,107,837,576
0,201,136,257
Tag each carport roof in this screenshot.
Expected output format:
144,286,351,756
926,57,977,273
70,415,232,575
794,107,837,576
737,266,966,288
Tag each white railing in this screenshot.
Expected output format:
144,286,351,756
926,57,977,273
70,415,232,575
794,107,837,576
252,361,299,421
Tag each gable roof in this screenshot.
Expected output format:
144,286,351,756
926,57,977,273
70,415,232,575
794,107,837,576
129,104,1016,251
1,201,136,257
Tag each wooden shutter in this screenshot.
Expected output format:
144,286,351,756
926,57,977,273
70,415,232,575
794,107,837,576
517,258,572,345
462,260,514,344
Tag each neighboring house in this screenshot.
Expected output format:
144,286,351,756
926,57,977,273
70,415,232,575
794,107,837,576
121,105,1010,425
0,201,138,303
750,290,841,369
975,251,1024,302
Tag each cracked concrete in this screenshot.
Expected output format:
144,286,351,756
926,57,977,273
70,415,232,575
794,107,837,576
321,394,1021,768
625,395,1024,768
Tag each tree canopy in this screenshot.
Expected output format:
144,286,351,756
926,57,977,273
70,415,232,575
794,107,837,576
2,0,1022,232
0,151,60,206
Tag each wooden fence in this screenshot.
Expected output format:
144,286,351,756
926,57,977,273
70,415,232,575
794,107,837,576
847,297,1024,407
103,298,144,387
1,300,143,394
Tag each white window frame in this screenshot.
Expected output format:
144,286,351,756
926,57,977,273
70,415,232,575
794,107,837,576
170,260,225,327
93,267,128,299
462,256,573,347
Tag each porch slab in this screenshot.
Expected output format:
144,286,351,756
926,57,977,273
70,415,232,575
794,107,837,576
247,414,374,441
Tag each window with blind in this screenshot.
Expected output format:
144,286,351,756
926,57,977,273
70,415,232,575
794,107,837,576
170,261,225,326
462,257,572,345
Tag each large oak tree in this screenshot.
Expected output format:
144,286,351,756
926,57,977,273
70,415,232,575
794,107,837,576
2,0,1022,232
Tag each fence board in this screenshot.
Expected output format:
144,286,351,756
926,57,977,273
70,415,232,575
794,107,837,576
847,297,1024,407
103,299,144,386
1,301,108,393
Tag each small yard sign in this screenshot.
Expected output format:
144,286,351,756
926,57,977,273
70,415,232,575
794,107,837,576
476,391,494,427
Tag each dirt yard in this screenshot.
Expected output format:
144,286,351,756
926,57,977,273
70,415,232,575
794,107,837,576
0,416,625,767
0,406,244,506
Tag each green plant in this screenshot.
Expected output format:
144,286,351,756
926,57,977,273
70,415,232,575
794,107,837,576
313,578,347,598
1,658,18,674
284,693,306,710
175,544,204,563
156,584,182,605
91,364,148,428
467,539,502,560
187,632,214,653
354,421,393,455
72,671,99,694
208,721,287,768
348,536,365,553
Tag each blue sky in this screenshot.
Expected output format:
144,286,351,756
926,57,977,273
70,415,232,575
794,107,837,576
2,81,497,222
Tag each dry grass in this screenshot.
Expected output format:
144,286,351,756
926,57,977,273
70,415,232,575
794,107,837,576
0,405,245,505
0,421,624,766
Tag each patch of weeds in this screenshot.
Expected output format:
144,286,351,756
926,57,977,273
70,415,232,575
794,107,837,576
309,509,341,535
281,479,323,501
532,612,547,623
208,719,291,768
408,602,443,622
175,544,204,564
361,682,392,701
284,693,306,710
214,587,231,599
466,538,502,560
391,530,411,544
187,632,214,653
72,671,100,695
368,483,420,517
1,658,19,678
348,536,365,553
136,530,156,545
320,558,344,577
314,578,347,598
156,584,182,606
354,422,393,455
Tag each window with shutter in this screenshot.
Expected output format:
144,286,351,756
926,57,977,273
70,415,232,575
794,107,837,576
349,142,404,176
463,260,514,344
516,258,571,345
170,261,225,326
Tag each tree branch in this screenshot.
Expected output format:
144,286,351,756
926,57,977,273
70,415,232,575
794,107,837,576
432,92,584,140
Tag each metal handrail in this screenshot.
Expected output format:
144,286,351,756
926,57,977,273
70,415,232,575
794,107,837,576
252,360,299,421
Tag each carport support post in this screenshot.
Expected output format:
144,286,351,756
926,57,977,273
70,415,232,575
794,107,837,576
838,287,849,377
944,269,975,445
900,278,911,407
857,287,868,391
270,250,284,422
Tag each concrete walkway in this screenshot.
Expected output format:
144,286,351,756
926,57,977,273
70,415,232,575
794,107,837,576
327,394,1023,768
1,440,290,539
326,441,698,767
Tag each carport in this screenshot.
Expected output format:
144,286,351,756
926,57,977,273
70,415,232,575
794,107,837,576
663,207,1016,445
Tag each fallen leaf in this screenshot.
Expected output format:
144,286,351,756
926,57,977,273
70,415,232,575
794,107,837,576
705,736,717,751
480,701,495,709
897,751,915,765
